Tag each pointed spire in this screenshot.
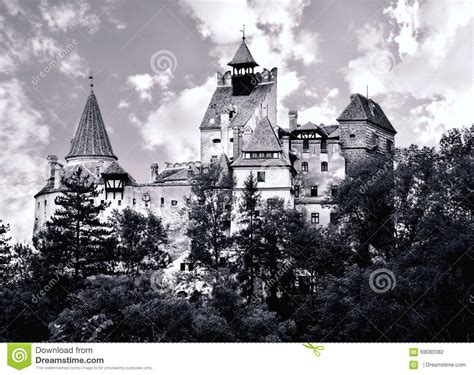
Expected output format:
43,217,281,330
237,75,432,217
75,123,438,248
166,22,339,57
66,82,117,161
227,31,259,69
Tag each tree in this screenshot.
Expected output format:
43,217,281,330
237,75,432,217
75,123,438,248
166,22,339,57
331,153,395,265
0,220,12,284
187,159,234,272
110,207,169,276
234,172,262,301
33,167,110,280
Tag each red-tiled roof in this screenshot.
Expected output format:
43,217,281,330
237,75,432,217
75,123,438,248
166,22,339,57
337,93,397,134
66,91,117,160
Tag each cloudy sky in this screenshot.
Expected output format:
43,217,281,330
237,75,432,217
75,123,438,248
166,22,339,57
0,0,472,241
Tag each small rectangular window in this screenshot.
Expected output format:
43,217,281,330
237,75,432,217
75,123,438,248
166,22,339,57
350,134,356,139
310,186,318,197
161,197,165,205
294,185,300,197
180,263,186,271
302,162,308,172
133,198,136,205
330,212,337,224
37,202,40,209
118,200,122,206
311,213,320,224
331,185,338,196
321,139,327,152
257,171,265,182
303,139,309,151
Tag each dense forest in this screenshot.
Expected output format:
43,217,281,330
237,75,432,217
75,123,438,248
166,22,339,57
0,128,472,342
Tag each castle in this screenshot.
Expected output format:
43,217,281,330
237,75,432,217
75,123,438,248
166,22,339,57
34,35,396,235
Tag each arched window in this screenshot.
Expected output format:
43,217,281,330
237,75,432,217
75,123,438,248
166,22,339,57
321,162,328,172
302,162,308,172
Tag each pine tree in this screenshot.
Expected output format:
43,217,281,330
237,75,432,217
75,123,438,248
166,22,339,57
187,162,234,272
235,172,262,301
0,220,12,284
33,167,110,279
110,207,168,276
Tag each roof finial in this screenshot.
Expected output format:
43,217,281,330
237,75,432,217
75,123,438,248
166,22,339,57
240,24,245,41
89,71,94,92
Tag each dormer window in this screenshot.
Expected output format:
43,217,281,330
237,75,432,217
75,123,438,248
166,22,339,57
244,152,278,159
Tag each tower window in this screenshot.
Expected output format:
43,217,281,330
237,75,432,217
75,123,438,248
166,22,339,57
118,200,122,206
230,137,234,142
212,138,221,144
302,162,308,172
294,185,300,197
321,162,328,172
311,213,320,224
257,171,265,182
303,139,309,151
161,197,165,205
133,198,136,205
386,139,394,152
350,134,356,139
310,186,318,197
37,201,40,209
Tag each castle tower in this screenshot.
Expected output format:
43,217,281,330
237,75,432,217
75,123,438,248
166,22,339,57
200,33,278,164
337,93,396,174
65,77,117,171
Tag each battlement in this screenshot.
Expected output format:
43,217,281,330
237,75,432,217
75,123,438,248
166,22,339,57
217,67,278,87
163,161,202,170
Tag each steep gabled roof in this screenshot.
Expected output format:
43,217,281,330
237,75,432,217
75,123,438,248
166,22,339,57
228,39,259,68
66,91,117,160
292,122,329,137
242,117,281,152
200,83,275,130
337,93,397,134
101,161,136,184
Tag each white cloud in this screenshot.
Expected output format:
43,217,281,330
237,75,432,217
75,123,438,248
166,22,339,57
344,0,472,145
127,71,173,102
298,88,340,125
118,99,129,109
39,0,100,34
136,77,215,161
0,79,49,242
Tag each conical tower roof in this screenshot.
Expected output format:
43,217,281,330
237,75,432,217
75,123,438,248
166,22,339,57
228,38,259,68
66,90,117,161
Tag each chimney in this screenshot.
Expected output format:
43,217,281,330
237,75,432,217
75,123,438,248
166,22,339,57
53,165,62,189
47,155,58,178
150,163,159,182
282,135,290,157
289,110,298,132
233,127,242,160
